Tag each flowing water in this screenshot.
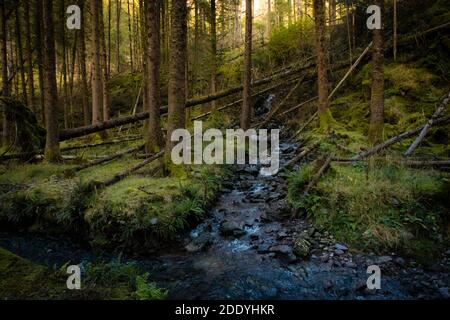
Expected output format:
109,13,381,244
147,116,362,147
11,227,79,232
1,97,449,300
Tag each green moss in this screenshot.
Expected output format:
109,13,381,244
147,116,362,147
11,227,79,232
0,247,67,299
0,247,167,300
84,165,228,246
287,161,449,256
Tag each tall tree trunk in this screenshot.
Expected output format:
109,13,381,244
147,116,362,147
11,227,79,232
313,0,332,130
210,0,218,112
393,0,397,61
369,0,385,144
24,0,36,112
329,0,336,26
43,0,61,162
241,0,252,130
15,6,27,104
59,0,69,129
99,1,110,122
144,0,163,153
288,0,293,26
116,0,121,73
127,0,134,72
345,3,352,64
1,0,12,146
91,0,104,124
79,0,90,126
108,0,112,76
165,0,187,161
35,0,46,124
193,0,199,86
267,0,272,39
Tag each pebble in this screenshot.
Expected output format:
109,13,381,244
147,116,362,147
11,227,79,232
335,243,348,252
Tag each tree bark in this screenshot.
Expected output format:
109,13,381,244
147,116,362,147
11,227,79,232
267,0,272,38
241,0,253,130
116,0,122,73
1,0,12,146
99,1,110,122
91,0,104,124
43,0,61,162
78,0,90,126
329,0,336,26
35,0,46,125
144,0,164,153
127,0,134,72
24,0,36,112
165,0,187,158
210,0,218,112
368,0,385,144
59,0,69,129
14,6,27,104
313,0,332,130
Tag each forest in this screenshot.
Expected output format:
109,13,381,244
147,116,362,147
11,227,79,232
0,0,449,301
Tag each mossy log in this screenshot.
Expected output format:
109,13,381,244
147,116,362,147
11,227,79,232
352,116,450,160
59,65,313,141
303,154,333,195
66,144,145,174
404,91,450,156
101,151,164,187
280,141,321,172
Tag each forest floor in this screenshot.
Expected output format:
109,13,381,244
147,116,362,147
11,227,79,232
1,136,449,299
0,59,449,299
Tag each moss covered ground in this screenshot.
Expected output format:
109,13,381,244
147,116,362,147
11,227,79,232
0,132,231,249
0,247,166,300
286,59,450,262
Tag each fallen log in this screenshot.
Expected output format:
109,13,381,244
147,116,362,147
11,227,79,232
66,144,145,174
352,116,450,160
278,96,318,117
101,151,164,187
191,75,303,121
59,64,313,141
291,43,373,139
257,73,307,128
61,136,142,152
280,141,320,172
332,157,450,168
303,154,333,195
404,91,450,156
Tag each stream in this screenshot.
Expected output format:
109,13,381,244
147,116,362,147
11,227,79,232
1,140,449,300
1,97,449,300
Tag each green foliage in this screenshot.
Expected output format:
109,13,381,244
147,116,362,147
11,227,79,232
135,273,168,300
268,22,313,65
287,162,449,256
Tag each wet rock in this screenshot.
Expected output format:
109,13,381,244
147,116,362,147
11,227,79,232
376,256,393,264
335,243,348,252
293,238,311,258
438,287,450,299
270,244,293,255
394,257,406,266
344,261,357,269
185,234,211,253
220,220,245,237
269,245,297,263
335,249,345,255
257,244,271,254
277,231,288,239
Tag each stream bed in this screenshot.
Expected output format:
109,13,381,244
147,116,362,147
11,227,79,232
1,141,449,300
